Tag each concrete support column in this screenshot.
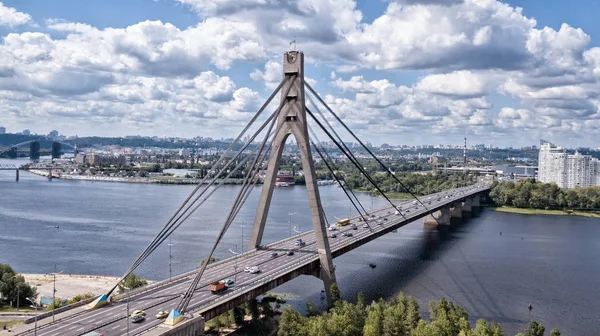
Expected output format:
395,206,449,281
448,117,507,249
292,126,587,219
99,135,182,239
15,169,19,182
423,206,451,226
472,195,480,207
462,198,472,217
450,201,462,220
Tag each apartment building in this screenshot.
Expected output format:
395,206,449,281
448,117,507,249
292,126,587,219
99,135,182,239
538,141,600,188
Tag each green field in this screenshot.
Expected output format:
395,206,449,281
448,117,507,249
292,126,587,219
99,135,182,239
2,320,23,328
492,206,600,218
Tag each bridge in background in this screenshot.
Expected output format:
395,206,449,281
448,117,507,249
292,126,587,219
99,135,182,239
0,139,76,159
14,51,490,336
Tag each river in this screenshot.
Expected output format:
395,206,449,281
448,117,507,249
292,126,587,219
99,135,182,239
0,158,598,335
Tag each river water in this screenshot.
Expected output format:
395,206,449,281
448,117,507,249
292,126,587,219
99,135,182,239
1,158,599,335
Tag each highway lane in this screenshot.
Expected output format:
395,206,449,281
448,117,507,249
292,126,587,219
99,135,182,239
17,185,487,336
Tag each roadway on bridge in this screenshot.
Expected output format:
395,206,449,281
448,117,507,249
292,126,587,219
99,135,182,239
17,185,487,336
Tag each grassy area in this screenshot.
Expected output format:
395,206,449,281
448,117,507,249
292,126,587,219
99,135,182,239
0,306,33,313
355,188,413,201
2,320,24,328
492,206,600,218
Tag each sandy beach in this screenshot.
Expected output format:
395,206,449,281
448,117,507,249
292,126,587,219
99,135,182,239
22,274,122,302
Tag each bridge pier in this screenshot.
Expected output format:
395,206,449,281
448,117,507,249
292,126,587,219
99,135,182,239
423,206,451,226
470,195,480,215
462,198,473,217
15,169,19,182
450,201,462,223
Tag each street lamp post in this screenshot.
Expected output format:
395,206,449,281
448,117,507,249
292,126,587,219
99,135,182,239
26,297,37,336
126,296,130,336
51,268,63,322
168,238,174,281
234,244,238,287
288,212,296,237
240,223,246,251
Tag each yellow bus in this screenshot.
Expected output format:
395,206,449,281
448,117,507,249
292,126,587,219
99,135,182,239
336,218,351,227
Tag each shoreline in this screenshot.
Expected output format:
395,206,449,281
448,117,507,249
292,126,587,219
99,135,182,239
491,206,600,218
21,273,123,302
26,170,246,185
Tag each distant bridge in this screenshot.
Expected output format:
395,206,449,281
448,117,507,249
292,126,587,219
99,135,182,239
0,139,76,159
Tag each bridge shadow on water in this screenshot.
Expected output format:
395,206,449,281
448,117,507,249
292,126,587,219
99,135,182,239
275,210,527,329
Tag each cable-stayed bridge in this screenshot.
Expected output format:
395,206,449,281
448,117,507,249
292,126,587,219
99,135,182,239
14,51,490,336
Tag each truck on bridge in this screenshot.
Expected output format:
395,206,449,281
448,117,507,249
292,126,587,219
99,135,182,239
210,281,227,294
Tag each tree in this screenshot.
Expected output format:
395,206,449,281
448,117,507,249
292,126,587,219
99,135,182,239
118,273,147,292
550,329,561,336
356,292,366,310
364,299,385,336
329,283,341,305
523,321,545,336
232,306,244,325
278,306,307,336
306,300,320,317
0,264,37,307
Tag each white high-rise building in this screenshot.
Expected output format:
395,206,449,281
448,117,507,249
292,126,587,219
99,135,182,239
538,141,600,188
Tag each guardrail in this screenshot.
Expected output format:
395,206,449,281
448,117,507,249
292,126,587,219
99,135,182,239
23,297,96,324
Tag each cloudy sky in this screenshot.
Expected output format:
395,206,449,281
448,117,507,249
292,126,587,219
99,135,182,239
1,0,599,147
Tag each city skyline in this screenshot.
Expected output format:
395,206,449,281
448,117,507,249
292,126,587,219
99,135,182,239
1,0,600,147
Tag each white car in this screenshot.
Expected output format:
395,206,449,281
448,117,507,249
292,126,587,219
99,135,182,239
244,266,252,272
328,225,337,231
363,223,369,228
249,266,260,274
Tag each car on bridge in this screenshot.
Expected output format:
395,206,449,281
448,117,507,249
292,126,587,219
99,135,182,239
155,310,169,319
131,310,146,317
131,314,145,323
271,252,278,258
249,266,260,274
224,279,234,286
286,250,294,256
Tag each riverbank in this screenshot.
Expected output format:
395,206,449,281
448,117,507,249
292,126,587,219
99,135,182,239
492,206,600,218
26,170,247,185
355,189,413,200
21,274,124,301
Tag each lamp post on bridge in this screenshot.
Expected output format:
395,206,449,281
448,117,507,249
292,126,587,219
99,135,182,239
51,267,63,322
168,238,174,281
25,297,37,336
288,212,296,237
240,222,246,252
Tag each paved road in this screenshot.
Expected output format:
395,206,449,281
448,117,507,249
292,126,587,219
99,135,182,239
16,185,487,336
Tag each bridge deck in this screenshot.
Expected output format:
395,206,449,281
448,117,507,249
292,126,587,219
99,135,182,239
15,185,488,336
